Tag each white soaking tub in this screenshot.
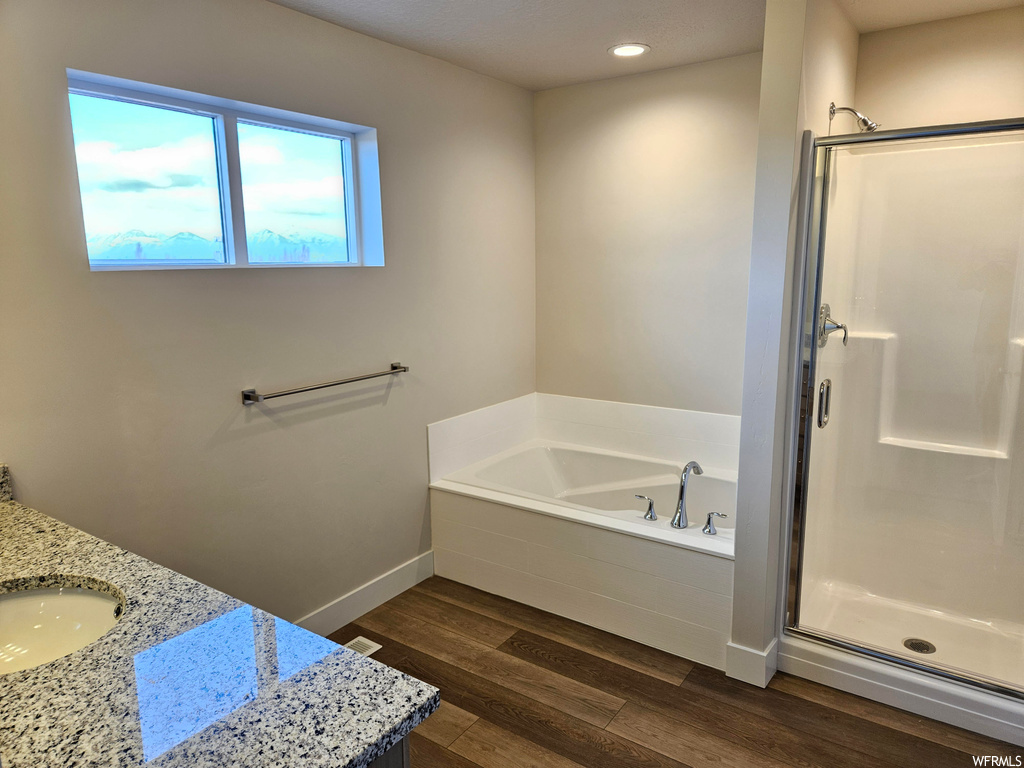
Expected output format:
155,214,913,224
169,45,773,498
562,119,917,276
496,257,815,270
442,441,736,557
429,439,737,668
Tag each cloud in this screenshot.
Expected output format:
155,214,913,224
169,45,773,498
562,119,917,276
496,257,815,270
276,208,331,217
79,183,225,239
74,137,217,191
101,179,161,192
72,128,342,239
240,176,345,212
99,173,208,194
166,174,205,188
239,176,347,239
239,141,284,165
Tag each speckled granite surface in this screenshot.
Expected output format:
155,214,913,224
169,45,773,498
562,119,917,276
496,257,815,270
0,500,438,767
0,465,11,502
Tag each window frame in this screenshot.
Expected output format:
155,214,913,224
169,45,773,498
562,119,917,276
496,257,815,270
67,70,383,271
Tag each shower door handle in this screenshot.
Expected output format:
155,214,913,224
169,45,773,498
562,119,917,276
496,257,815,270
817,379,832,429
818,304,848,348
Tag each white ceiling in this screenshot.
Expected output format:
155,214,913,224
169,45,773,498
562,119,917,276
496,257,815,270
266,0,1024,91
264,0,767,91
835,0,1024,33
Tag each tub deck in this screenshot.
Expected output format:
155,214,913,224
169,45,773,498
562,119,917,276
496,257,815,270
436,440,737,558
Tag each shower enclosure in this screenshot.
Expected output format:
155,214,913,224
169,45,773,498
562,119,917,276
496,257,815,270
787,118,1024,698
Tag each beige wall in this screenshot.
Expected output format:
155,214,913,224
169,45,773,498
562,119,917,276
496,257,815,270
801,0,859,136
534,54,762,416
857,6,1024,129
729,0,858,681
0,0,536,621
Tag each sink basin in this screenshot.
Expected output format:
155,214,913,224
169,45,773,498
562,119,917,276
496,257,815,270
0,576,126,674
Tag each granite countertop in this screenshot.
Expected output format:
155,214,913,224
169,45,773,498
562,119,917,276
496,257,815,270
0,498,438,767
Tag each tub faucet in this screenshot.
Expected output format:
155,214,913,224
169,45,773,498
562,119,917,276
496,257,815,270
672,461,703,529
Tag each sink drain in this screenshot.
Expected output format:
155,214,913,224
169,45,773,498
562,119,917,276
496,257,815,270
902,638,936,654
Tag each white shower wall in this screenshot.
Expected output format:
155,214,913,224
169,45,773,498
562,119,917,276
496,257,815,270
800,136,1024,633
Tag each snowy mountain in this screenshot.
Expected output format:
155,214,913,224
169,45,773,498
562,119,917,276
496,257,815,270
87,230,223,262
246,229,347,263
87,229,346,263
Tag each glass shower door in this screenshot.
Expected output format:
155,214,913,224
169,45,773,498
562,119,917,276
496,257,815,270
791,128,1024,695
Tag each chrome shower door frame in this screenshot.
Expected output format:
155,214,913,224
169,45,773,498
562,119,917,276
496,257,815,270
782,116,1024,702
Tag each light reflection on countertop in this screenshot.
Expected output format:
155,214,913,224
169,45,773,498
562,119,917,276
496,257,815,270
0,501,438,767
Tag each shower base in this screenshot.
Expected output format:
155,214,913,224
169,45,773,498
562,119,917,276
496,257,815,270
799,581,1024,695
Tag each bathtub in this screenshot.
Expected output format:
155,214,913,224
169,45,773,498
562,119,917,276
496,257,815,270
429,439,736,668
442,442,736,558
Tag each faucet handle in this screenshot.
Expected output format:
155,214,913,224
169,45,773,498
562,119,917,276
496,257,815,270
702,512,728,535
635,495,657,521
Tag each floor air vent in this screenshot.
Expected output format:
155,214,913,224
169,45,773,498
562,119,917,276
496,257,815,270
343,636,383,657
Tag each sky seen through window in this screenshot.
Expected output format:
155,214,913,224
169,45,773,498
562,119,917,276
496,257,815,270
69,92,351,264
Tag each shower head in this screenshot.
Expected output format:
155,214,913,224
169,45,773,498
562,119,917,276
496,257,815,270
829,102,879,133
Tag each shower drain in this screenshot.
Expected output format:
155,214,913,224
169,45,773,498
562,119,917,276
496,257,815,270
902,638,937,654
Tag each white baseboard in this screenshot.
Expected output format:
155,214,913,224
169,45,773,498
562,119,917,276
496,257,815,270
296,551,434,637
726,638,778,687
779,635,1024,747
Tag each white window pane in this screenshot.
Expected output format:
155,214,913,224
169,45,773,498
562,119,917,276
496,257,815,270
237,122,350,264
68,93,227,264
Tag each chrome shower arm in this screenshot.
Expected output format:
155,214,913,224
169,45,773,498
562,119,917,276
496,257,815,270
829,102,879,133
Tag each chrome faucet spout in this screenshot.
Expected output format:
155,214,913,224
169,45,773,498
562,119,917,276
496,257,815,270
672,461,703,529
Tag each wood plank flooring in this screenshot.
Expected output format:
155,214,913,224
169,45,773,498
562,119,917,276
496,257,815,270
328,577,1019,768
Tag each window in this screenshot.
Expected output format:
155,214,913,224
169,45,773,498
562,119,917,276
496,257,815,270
237,122,352,264
66,70,384,270
69,95,229,265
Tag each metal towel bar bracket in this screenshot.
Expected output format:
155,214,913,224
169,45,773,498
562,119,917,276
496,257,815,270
242,362,408,405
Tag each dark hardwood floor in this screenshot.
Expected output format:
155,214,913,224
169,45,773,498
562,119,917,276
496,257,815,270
329,577,1019,768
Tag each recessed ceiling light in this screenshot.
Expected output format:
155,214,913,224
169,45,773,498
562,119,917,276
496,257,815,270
609,43,650,58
